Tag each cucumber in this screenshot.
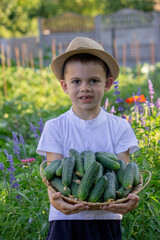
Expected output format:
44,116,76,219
132,162,140,186
69,149,84,177
71,172,80,198
97,196,104,203
62,156,75,186
112,170,120,191
104,172,116,202
56,157,67,177
122,162,135,189
96,154,120,170
88,175,108,203
95,163,104,184
116,159,126,184
105,168,112,173
96,152,118,161
116,186,133,199
82,150,96,172
77,161,100,200
51,177,71,196
42,159,62,181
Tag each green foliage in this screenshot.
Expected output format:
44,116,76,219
122,109,160,240
0,157,49,239
37,0,156,17
0,0,40,37
0,63,160,239
103,0,156,14
0,0,156,37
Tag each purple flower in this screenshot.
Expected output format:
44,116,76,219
103,98,109,110
115,98,124,103
38,118,44,134
113,81,119,85
138,104,144,115
30,123,39,138
148,79,154,106
13,142,21,157
7,154,14,164
30,123,37,133
146,100,152,108
19,134,25,145
118,106,124,112
11,182,19,189
7,165,16,172
43,156,47,162
0,162,4,170
140,117,146,126
16,195,21,200
128,115,132,124
156,98,160,111
137,87,141,96
114,90,120,96
114,85,119,89
10,173,16,182
4,149,9,156
29,218,32,223
110,106,116,114
12,132,19,144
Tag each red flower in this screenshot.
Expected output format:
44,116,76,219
21,158,35,163
126,95,146,104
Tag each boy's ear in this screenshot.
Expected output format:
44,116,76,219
60,79,69,94
104,77,114,92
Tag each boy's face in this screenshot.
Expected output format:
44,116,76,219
60,61,114,119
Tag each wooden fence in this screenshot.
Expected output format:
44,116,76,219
0,36,157,98
0,37,156,69
41,12,95,34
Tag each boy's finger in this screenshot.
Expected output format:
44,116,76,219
51,192,61,200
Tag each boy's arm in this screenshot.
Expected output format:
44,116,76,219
46,152,89,215
102,150,140,214
116,149,130,164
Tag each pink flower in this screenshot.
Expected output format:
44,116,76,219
21,158,35,163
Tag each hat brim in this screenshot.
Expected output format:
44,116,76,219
51,48,119,80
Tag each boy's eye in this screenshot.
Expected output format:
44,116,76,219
73,79,80,84
91,79,99,84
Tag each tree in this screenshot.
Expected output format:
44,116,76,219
37,0,156,17
0,0,157,37
102,0,156,14
0,0,40,37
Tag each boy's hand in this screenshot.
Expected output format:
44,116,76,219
101,194,140,215
48,188,89,215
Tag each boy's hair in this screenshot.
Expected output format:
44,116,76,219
62,53,110,79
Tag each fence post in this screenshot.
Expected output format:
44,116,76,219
38,18,43,55
94,15,102,42
153,11,160,62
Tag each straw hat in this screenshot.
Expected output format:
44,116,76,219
51,37,119,80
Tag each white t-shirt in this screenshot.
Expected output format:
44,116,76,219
37,107,139,221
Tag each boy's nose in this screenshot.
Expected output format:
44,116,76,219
80,82,91,92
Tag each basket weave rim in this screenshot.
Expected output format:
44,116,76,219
40,160,151,206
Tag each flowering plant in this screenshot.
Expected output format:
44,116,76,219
126,95,146,104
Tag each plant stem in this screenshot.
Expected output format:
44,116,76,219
2,170,10,195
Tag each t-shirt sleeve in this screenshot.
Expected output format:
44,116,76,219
36,119,63,156
114,120,139,154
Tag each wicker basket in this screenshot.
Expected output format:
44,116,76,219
40,160,151,210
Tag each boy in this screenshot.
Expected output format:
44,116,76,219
37,37,140,240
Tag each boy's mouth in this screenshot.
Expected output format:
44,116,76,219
79,95,93,102
80,95,92,99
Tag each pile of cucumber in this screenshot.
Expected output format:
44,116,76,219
42,149,140,203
